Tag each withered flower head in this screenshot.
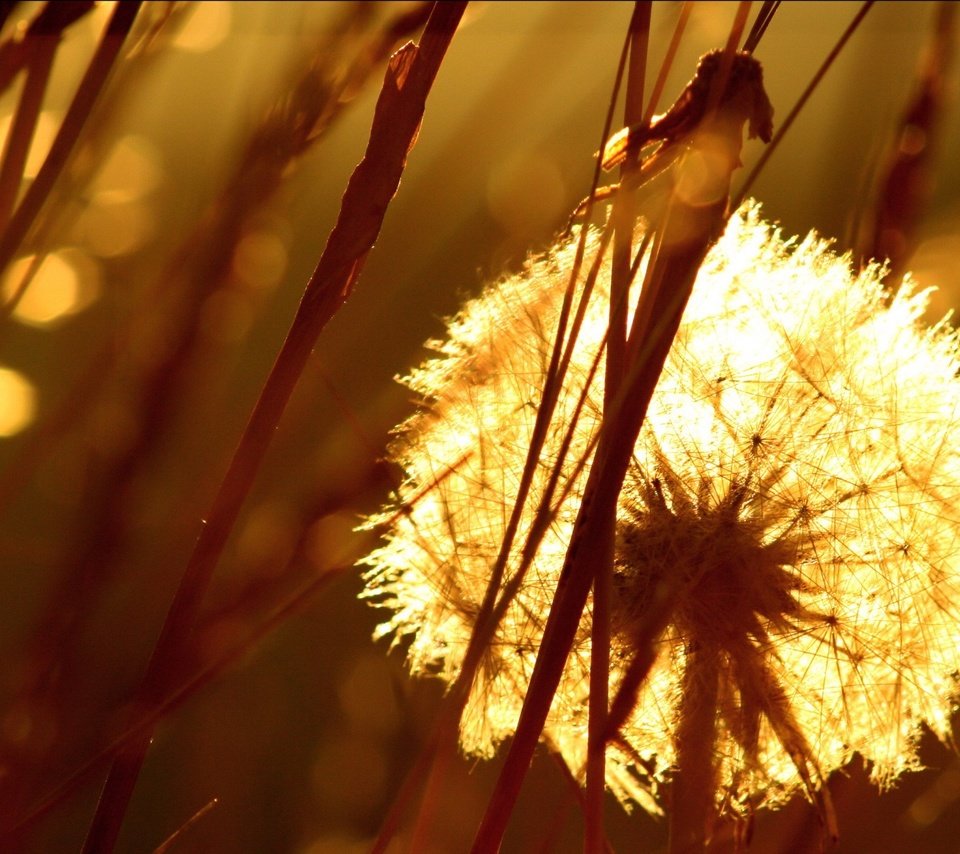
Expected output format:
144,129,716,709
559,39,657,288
601,50,773,171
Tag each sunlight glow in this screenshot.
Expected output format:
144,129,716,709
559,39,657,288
90,135,163,202
2,250,101,327
363,203,960,820
173,2,231,53
486,150,566,239
79,198,155,258
232,229,288,291
0,367,37,437
76,135,161,258
0,111,61,179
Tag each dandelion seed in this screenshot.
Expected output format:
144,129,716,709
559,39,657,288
361,203,960,826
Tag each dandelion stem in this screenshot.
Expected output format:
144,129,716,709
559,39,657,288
669,644,720,854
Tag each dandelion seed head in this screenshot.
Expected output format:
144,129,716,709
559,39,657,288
362,202,960,818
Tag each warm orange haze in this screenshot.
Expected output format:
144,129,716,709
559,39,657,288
0,3,959,852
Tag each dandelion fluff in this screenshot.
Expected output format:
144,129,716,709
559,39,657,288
362,202,960,818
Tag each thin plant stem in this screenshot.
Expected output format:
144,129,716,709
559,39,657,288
393,15,638,851
0,1,141,284
0,2,430,507
0,247,41,326
657,17,755,853
471,15,766,841
734,0,875,206
0,2,94,98
743,0,780,54
668,645,720,854
0,34,56,232
79,6,466,852
644,1,691,124
586,4,650,852
151,798,219,854
606,0,871,750
0,6,436,828
474,166,712,854
406,209,618,852
0,3,184,330
1,562,351,848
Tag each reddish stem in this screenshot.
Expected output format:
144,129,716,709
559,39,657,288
586,5,650,852
0,33,56,232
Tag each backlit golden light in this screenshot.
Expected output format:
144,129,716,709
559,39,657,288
173,2,232,54
77,198,154,258
0,111,60,179
89,135,163,203
76,135,161,258
2,249,101,327
2,3,958,852
231,229,289,291
0,366,37,437
364,203,960,822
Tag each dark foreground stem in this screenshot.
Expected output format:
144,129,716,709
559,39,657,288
471,26,766,844
472,155,731,854
0,33,56,232
79,6,465,852
2,562,350,848
586,5,650,852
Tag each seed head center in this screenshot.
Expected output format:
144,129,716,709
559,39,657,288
614,476,807,652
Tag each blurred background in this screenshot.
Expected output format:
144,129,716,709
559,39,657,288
1,2,959,851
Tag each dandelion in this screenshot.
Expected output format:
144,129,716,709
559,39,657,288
361,203,960,833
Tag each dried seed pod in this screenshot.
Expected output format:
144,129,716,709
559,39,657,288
601,50,774,172
362,203,960,828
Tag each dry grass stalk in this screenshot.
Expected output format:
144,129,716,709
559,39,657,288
79,4,466,851
0,8,435,846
